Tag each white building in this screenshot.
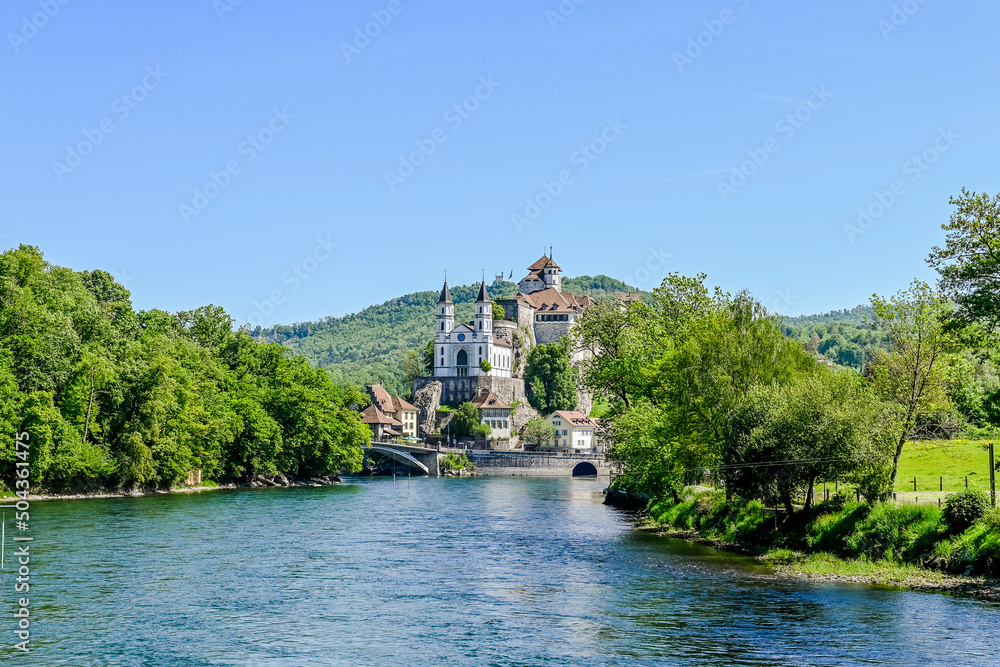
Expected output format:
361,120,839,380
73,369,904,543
434,280,513,378
471,388,512,440
542,410,598,453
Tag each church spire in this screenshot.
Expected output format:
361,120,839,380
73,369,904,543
438,276,453,304
476,279,490,303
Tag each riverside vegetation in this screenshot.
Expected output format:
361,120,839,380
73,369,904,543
587,189,1000,584
0,245,371,494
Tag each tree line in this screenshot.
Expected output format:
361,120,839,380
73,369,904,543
575,189,1000,511
0,245,371,493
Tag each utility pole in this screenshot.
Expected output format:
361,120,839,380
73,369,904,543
985,442,996,507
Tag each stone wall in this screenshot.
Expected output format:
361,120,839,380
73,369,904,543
466,451,611,476
534,320,574,345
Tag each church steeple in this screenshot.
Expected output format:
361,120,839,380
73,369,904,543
474,279,492,335
437,276,454,337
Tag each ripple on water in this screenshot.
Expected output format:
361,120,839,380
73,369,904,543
23,478,1000,666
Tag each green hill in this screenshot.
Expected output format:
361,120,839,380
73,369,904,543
781,305,886,370
255,275,641,396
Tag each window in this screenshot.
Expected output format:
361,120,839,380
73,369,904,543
478,321,482,330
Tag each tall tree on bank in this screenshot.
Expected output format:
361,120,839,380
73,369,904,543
573,273,814,499
927,188,1000,329
869,280,959,487
524,343,578,415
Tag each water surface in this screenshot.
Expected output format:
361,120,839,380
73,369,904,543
12,477,1000,666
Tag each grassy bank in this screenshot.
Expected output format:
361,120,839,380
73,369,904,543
643,488,1000,590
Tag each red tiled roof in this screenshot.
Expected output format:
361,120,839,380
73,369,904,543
552,410,597,428
522,288,591,313
391,396,417,412
366,383,395,412
470,388,512,410
359,404,403,426
527,255,560,271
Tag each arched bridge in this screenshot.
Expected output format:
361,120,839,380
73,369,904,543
367,443,437,475
366,443,612,477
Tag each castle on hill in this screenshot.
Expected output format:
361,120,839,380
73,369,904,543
431,253,594,380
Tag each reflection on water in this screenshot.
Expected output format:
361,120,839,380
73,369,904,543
17,477,1000,666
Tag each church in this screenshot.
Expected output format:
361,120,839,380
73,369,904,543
432,253,594,379
433,279,513,379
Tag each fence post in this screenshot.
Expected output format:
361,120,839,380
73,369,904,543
913,476,917,492
939,476,943,492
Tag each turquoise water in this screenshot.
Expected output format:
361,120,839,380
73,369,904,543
8,477,1000,666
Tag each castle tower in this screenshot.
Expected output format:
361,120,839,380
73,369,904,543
542,252,561,292
474,279,492,336
436,279,454,338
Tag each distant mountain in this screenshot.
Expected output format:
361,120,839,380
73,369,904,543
255,275,642,397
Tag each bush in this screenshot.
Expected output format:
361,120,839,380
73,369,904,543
982,506,1000,534
943,489,990,534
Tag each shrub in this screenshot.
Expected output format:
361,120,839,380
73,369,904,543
943,489,990,534
982,507,1000,534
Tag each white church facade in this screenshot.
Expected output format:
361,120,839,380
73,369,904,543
434,280,513,379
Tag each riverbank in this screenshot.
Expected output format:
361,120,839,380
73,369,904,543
2,474,342,502
613,486,1000,602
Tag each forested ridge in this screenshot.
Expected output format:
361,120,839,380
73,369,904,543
0,245,371,494
254,274,643,396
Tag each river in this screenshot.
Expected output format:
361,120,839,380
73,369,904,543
12,476,1000,666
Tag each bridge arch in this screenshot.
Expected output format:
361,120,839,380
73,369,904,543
571,461,599,477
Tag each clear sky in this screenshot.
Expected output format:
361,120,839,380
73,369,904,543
4,0,996,327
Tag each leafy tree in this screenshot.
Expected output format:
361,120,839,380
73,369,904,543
927,188,1000,329
492,302,506,321
576,273,814,501
869,280,960,486
449,402,481,437
479,359,492,373
403,349,423,385
724,369,894,511
524,343,577,414
0,246,369,492
522,417,555,449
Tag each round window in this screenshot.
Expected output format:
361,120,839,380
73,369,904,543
457,333,466,341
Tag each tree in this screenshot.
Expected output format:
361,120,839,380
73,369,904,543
927,188,1000,329
492,302,506,321
479,359,492,373
403,349,423,384
724,369,894,511
869,280,960,487
522,417,555,449
449,402,481,437
524,343,577,414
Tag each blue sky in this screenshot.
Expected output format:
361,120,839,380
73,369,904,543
3,0,996,327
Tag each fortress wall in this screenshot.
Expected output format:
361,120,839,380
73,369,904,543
466,451,611,477
534,321,574,345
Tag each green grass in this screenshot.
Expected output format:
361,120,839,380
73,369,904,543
776,551,952,585
895,439,995,493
